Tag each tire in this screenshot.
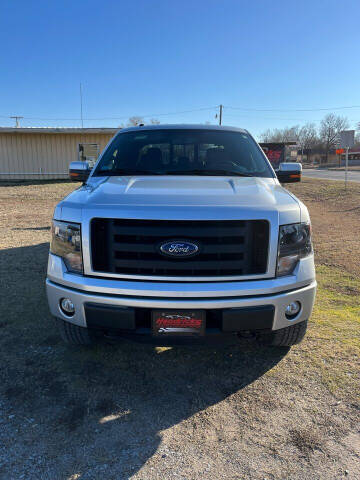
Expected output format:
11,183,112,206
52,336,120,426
55,318,94,345
257,320,308,347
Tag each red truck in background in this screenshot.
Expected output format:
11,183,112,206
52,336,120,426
260,142,297,170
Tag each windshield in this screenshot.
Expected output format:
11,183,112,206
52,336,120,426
93,129,274,178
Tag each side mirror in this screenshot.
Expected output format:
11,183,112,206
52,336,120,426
69,161,91,182
276,162,302,183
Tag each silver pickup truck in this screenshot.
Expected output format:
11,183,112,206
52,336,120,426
46,125,316,347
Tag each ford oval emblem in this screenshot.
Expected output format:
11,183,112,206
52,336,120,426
159,240,199,258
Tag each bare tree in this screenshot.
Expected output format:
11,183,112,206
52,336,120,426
283,126,300,142
259,128,274,142
356,122,360,145
126,116,160,126
259,126,300,143
319,113,349,163
127,116,145,127
298,123,318,162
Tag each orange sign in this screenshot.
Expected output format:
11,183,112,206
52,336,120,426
336,148,344,155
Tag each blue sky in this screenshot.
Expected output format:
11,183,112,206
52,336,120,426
0,0,359,137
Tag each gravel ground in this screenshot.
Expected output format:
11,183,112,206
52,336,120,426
0,179,359,480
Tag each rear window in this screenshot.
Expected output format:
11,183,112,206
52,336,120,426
93,129,274,178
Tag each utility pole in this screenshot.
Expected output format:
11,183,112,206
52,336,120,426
219,104,223,126
339,130,355,191
345,146,349,190
10,116,23,128
80,82,84,128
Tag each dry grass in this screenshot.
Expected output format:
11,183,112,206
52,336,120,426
288,178,360,276
0,178,359,480
287,180,360,399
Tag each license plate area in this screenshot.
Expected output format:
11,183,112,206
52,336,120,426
152,310,205,336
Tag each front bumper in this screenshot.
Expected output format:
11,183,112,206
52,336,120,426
46,254,316,334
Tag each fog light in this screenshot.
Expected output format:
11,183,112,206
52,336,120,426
60,298,75,316
285,301,301,319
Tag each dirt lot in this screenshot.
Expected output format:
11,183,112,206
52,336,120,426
0,179,359,480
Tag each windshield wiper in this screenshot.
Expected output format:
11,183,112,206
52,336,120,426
165,169,254,177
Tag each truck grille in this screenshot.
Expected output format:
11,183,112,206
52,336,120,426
90,219,269,278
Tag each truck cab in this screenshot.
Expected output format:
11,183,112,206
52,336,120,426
46,125,316,347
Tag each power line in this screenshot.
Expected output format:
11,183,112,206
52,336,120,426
1,103,358,125
0,106,218,122
225,104,360,112
224,113,360,123
224,113,323,121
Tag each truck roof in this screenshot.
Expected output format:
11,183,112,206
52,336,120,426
118,124,248,134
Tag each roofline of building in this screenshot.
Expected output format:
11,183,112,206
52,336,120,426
117,124,248,134
0,124,251,135
0,127,119,134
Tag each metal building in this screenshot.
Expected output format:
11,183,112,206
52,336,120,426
0,127,118,180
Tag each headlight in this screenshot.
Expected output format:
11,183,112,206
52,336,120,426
277,223,312,276
50,220,83,274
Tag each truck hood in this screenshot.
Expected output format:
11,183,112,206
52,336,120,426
57,175,304,224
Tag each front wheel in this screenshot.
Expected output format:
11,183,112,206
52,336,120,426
55,318,95,345
257,320,308,347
